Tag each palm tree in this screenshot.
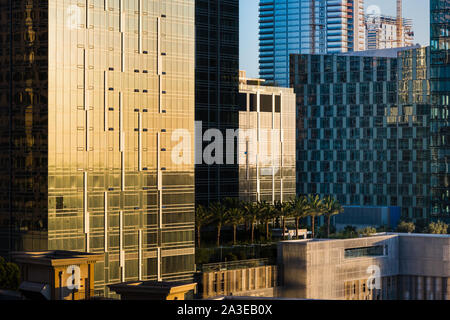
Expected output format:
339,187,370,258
226,207,244,245
209,202,228,247
289,196,309,239
242,201,262,244
258,201,275,241
322,196,344,238
274,200,292,240
222,198,244,245
195,205,212,248
306,195,325,239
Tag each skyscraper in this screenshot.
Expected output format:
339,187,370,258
259,0,366,87
430,0,450,218
291,47,432,219
195,0,240,206
0,0,196,297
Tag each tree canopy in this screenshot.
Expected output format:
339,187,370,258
0,257,20,291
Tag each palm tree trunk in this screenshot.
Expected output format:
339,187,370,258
197,225,201,248
251,220,255,244
327,215,331,238
266,221,269,240
282,216,286,240
311,216,315,239
233,224,237,245
217,224,221,247
295,218,299,239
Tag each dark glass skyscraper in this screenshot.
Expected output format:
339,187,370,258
195,0,240,206
0,0,196,297
430,0,450,218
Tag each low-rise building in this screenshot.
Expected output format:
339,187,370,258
278,233,450,300
108,281,197,300
13,251,103,300
196,259,279,299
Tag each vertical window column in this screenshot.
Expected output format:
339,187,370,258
104,71,108,132
84,172,90,252
119,92,125,191
138,0,142,54
119,210,125,281
104,191,108,252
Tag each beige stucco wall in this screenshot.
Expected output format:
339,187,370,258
279,234,450,300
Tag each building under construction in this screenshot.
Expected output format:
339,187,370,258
259,0,366,87
365,15,415,50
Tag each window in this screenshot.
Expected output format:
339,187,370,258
345,245,386,259
56,197,64,210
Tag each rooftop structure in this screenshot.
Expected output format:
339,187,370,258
12,250,103,300
108,281,197,300
278,233,450,300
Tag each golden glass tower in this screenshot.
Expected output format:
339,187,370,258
0,0,196,297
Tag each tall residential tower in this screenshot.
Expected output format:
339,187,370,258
291,47,431,219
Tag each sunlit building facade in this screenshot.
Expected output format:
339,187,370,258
0,0,196,297
238,72,296,203
259,0,365,87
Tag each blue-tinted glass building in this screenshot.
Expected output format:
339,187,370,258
259,0,366,87
430,0,450,218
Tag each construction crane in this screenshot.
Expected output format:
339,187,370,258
396,0,403,47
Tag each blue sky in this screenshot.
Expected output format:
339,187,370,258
240,0,430,78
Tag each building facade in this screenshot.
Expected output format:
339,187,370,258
365,15,415,50
238,72,296,203
430,0,450,218
197,259,278,299
278,234,450,300
334,206,401,232
291,47,432,219
195,0,240,206
13,251,103,300
0,0,196,297
259,0,365,87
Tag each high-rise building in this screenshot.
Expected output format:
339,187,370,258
259,0,366,87
291,47,432,219
237,71,296,203
0,0,196,297
430,0,450,218
365,15,415,50
195,0,240,206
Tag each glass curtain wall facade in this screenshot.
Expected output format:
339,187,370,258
237,77,296,203
0,0,49,256
195,0,240,206
430,0,450,218
259,0,365,87
0,0,196,297
291,47,432,219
